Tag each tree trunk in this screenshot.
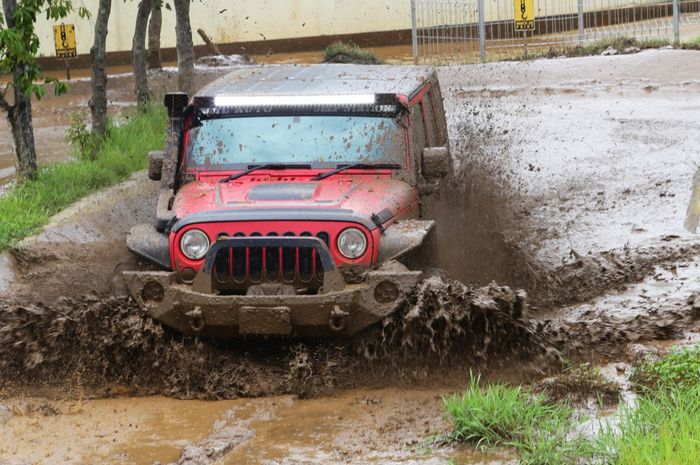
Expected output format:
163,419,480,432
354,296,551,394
7,91,38,178
132,0,151,107
90,0,112,138
1,0,38,178
173,0,195,96
147,5,162,70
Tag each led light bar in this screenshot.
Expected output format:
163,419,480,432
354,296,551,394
213,94,377,107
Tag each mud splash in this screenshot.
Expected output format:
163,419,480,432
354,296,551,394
535,237,700,309
1,271,696,400
0,280,539,399
428,101,540,292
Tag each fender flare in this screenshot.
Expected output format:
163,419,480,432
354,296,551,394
126,224,171,269
376,220,436,263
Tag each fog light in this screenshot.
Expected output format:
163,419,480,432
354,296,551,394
181,267,196,283
373,280,399,304
141,280,164,303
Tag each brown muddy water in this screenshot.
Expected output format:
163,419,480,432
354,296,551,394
3,50,700,463
0,389,512,465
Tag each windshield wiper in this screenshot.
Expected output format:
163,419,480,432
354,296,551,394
219,163,312,183
311,163,401,181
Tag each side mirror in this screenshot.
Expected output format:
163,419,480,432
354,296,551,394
148,151,164,181
421,146,452,180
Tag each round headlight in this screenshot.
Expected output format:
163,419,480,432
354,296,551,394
180,229,210,260
337,227,367,259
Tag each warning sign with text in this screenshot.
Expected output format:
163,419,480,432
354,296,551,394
53,24,77,59
514,0,535,31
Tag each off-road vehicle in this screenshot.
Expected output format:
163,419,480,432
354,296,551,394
125,64,452,337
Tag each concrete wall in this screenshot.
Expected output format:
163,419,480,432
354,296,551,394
34,0,412,58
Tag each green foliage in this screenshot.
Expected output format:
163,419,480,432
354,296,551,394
591,345,700,464
0,103,166,250
323,41,382,65
632,345,700,391
0,0,90,105
444,352,700,465
443,373,594,465
598,384,700,465
65,112,101,160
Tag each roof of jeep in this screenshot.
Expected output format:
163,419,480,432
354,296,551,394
194,64,435,99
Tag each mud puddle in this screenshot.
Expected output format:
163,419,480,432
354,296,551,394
0,389,513,465
0,396,239,465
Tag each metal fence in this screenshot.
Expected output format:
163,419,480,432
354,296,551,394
411,0,700,63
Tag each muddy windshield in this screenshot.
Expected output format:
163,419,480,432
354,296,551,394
185,115,405,169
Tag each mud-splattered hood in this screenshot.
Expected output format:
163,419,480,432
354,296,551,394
171,175,418,227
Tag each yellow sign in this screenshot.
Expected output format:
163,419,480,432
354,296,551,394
53,23,77,59
514,0,535,31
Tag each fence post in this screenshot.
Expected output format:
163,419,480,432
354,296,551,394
577,0,584,46
673,0,680,44
478,0,486,62
411,0,419,64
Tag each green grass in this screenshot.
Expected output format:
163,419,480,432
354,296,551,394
322,41,382,64
503,36,672,62
599,348,700,464
444,351,700,464
600,386,700,465
632,345,700,392
566,36,670,57
681,35,700,49
0,103,167,251
443,374,594,465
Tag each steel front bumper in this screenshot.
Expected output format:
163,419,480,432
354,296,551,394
123,236,421,337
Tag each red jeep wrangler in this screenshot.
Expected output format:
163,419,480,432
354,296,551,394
125,65,451,337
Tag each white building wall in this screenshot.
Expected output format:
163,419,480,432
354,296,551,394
34,0,413,58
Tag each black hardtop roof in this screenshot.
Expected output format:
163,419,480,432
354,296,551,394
194,64,436,99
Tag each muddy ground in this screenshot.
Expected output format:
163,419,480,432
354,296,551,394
2,49,700,464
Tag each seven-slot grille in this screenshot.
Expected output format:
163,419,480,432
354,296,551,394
212,231,330,291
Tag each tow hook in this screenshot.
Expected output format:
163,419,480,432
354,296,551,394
186,306,205,331
329,305,349,332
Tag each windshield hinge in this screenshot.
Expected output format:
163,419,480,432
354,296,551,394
371,213,386,233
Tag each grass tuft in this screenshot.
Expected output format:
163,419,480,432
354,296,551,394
443,373,594,465
632,345,700,392
322,41,382,64
599,384,700,465
535,361,621,406
566,36,669,57
504,36,672,62
0,103,167,251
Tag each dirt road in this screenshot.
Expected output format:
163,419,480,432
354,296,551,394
2,49,700,464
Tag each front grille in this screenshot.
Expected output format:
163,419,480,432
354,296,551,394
212,231,330,292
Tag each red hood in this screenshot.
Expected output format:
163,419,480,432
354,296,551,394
172,174,418,223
